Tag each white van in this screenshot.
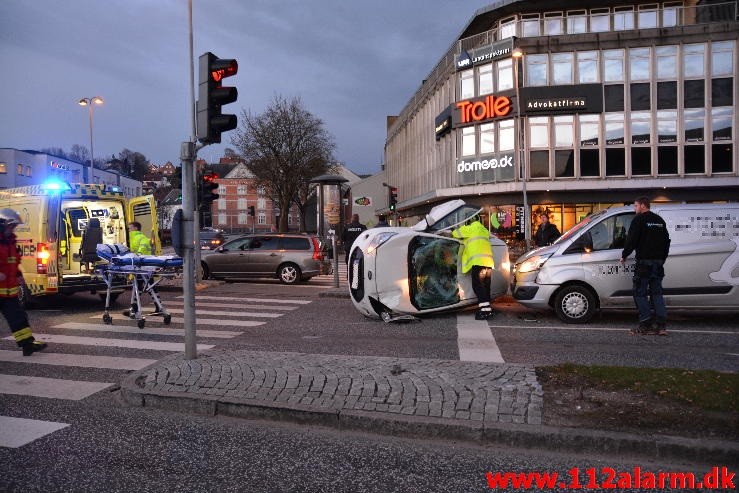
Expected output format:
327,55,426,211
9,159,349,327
0,181,160,307
512,203,739,323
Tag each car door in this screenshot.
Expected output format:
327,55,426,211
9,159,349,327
206,237,252,277
245,236,281,276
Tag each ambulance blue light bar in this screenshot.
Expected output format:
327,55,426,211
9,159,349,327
41,180,73,193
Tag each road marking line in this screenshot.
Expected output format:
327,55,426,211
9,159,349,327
0,374,113,400
163,308,282,318
488,325,736,334
0,416,70,448
3,335,214,351
456,313,504,363
166,300,297,311
87,315,265,328
0,350,156,371
69,321,242,338
184,295,311,304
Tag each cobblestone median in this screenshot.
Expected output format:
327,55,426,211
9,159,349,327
134,349,543,425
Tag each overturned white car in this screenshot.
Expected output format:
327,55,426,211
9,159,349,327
348,200,510,320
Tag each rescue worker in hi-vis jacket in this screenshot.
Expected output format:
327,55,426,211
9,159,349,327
453,214,496,320
0,208,48,356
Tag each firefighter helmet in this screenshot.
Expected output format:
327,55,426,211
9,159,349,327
0,208,23,227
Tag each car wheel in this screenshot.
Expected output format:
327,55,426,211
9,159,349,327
554,285,597,324
278,263,301,285
201,263,210,280
17,276,35,309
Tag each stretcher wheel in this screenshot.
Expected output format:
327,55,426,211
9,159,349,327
137,319,146,329
164,315,171,325
103,314,112,325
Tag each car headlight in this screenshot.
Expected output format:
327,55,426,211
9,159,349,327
365,232,397,255
516,253,552,274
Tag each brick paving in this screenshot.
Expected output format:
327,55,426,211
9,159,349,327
131,349,543,425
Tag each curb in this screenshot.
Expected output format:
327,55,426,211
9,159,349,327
119,377,739,465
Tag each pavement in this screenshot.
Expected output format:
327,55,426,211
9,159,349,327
120,263,738,465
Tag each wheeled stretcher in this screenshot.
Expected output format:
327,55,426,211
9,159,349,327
96,244,184,329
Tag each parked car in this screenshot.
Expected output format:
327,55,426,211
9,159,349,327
348,200,510,320
199,229,226,250
201,233,329,284
512,202,739,323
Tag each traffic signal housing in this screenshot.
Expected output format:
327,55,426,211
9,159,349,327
197,52,238,144
389,187,398,211
248,205,255,217
201,173,220,208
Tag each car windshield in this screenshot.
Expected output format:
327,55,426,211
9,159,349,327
408,236,460,310
426,206,482,233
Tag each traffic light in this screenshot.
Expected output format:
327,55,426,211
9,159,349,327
389,187,398,211
197,52,238,145
201,172,220,208
248,206,255,217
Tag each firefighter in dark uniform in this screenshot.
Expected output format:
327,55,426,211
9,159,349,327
0,208,48,355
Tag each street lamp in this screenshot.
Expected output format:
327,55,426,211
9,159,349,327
512,47,530,251
78,96,104,183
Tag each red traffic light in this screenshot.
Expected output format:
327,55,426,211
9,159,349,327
211,59,238,82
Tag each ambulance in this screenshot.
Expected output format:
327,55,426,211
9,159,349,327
0,181,160,307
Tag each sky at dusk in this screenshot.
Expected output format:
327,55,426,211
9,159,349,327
1,1,493,176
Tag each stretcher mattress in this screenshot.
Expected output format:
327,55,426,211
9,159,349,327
96,243,184,267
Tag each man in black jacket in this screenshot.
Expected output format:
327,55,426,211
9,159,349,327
620,197,671,335
342,214,367,264
534,213,560,247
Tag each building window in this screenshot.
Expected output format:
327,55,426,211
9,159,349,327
605,148,626,176
684,146,705,174
580,148,600,177
460,69,474,99
637,4,658,29
543,12,563,35
257,197,267,209
238,213,247,225
657,146,678,175
257,186,265,195
554,115,573,147
257,213,266,225
579,114,600,146
530,151,550,178
552,52,573,85
566,10,587,34
480,123,495,154
630,83,651,111
613,7,634,31
605,113,625,145
657,110,677,143
496,58,513,91
656,45,677,79
631,147,651,176
499,119,515,151
577,51,599,83
25,166,32,177
237,184,247,195
604,85,624,112
461,126,476,156
712,107,733,141
499,17,516,39
218,213,227,225
529,117,549,148
629,47,651,81
288,215,293,226
526,54,548,86
712,144,733,173
217,198,226,210
554,150,575,177
657,81,677,110
662,3,679,27
237,198,247,210
0,163,6,174
478,64,494,95
16,164,23,175
711,41,734,76
685,109,705,142
631,111,651,145
684,80,705,108
683,44,705,78
712,78,734,107
604,50,625,82
590,8,610,33
522,14,540,37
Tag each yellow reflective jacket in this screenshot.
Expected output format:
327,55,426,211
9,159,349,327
129,230,152,255
452,220,494,273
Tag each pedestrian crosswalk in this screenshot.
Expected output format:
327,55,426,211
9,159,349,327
0,295,312,448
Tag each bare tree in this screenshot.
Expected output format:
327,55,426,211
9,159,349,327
232,95,335,232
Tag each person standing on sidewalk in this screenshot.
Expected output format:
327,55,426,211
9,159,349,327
375,214,390,228
620,196,671,335
341,214,366,264
453,214,496,320
534,213,561,247
0,208,47,356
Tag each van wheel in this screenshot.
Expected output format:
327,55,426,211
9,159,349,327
554,285,597,324
278,263,301,285
201,263,210,280
17,277,35,309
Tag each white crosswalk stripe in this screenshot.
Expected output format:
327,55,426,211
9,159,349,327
1,295,306,448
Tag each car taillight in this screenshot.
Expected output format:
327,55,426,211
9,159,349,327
311,237,323,261
37,243,50,274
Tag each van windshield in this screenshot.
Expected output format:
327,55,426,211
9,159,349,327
557,209,606,243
